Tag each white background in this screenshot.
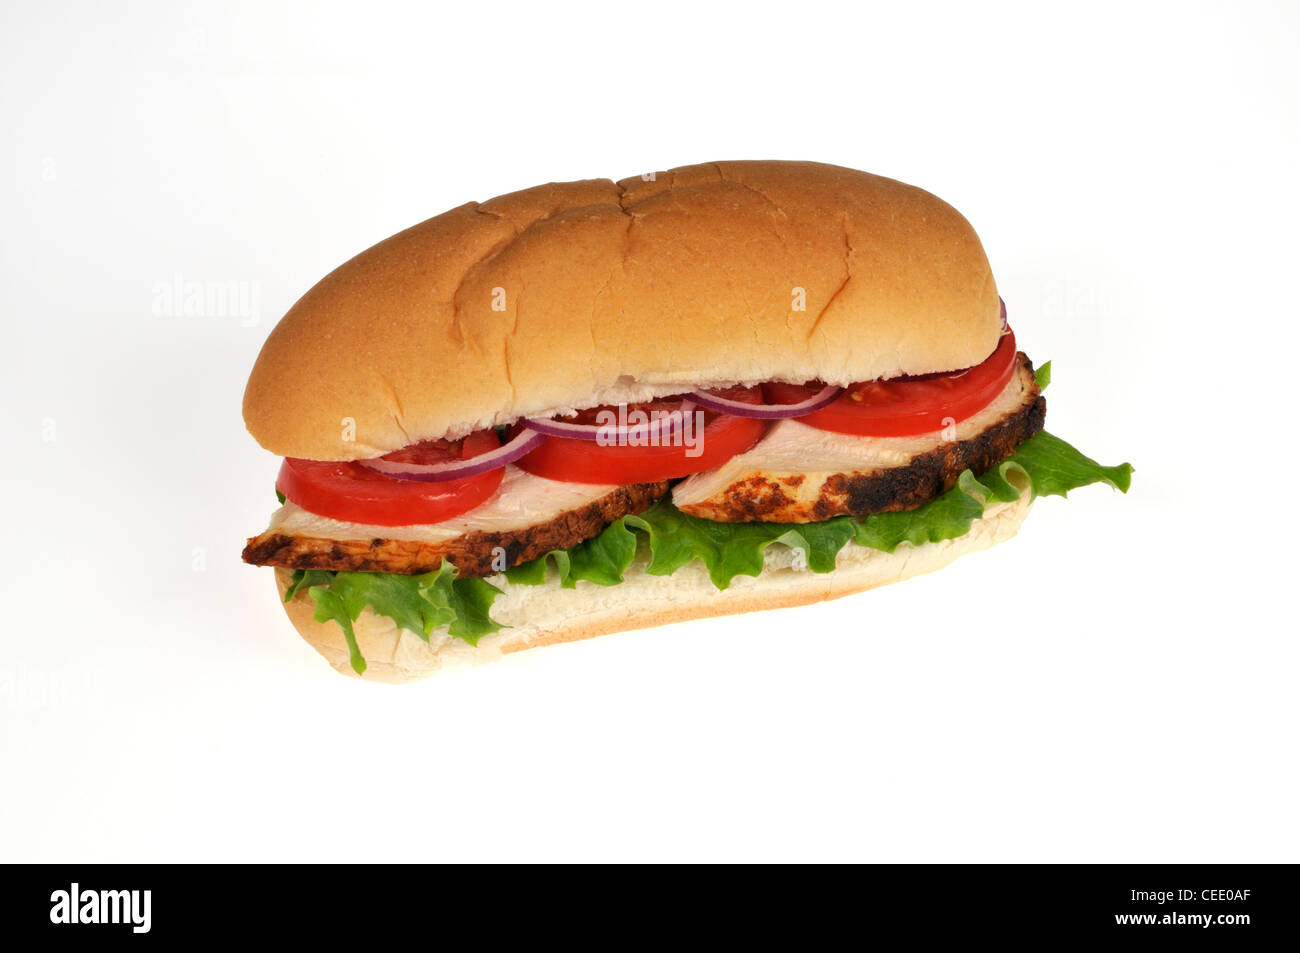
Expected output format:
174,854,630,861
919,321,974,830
2,0,1296,862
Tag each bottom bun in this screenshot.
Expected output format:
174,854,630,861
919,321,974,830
275,493,1032,683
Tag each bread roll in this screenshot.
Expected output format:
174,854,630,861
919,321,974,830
244,161,1000,461
276,493,1031,683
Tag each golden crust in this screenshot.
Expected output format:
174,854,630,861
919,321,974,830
244,161,1000,460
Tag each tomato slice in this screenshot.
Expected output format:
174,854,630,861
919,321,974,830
277,429,504,526
515,388,768,484
764,330,1019,437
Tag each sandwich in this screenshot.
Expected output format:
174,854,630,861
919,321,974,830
241,160,1132,682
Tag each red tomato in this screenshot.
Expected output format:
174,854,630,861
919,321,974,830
516,388,768,484
277,430,504,526
764,330,1019,437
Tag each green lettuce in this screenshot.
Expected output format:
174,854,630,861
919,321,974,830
508,429,1131,589
283,423,1131,673
283,561,504,675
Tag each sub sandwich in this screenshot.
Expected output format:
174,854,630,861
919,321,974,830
242,160,1132,681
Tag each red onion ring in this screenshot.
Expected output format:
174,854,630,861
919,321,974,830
524,400,696,443
689,384,841,419
1000,296,1008,333
357,428,546,482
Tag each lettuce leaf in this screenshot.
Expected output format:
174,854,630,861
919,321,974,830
505,504,859,590
508,429,1131,586
284,429,1131,672
848,474,989,554
629,506,857,588
283,561,504,675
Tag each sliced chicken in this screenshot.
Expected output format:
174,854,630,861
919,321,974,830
243,465,668,577
672,354,1045,522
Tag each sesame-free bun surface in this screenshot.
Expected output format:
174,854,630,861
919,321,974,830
244,161,1001,460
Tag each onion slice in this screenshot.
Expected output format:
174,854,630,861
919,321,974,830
524,400,696,443
689,384,841,419
357,428,546,482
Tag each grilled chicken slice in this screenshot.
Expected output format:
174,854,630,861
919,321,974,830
243,466,669,577
672,353,1045,522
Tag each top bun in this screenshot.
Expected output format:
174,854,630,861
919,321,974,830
244,160,1000,460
